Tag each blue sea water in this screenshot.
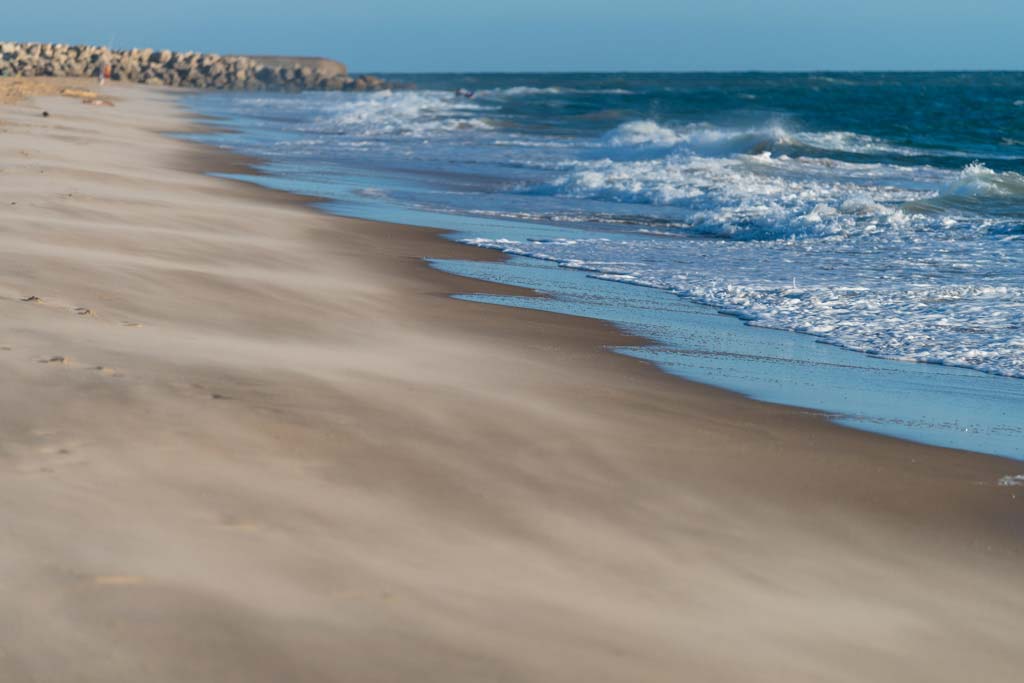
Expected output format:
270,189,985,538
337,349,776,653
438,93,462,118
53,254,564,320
183,73,1024,460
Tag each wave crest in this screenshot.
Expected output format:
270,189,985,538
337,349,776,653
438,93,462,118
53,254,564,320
308,90,494,138
597,120,790,159
944,162,1024,198
902,162,1024,219
594,120,925,162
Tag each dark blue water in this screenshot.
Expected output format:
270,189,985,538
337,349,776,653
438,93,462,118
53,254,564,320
184,73,1024,460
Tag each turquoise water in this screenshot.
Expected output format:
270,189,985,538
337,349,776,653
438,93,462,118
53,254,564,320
183,73,1024,459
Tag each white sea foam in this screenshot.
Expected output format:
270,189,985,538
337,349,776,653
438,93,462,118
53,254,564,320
465,229,1024,378
595,120,793,159
793,130,920,156
307,90,494,138
942,162,1024,198
590,120,981,162
204,90,1024,381
464,148,1024,378
531,146,930,239
477,86,634,98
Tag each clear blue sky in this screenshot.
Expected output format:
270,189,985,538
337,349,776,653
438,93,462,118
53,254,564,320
7,0,1022,73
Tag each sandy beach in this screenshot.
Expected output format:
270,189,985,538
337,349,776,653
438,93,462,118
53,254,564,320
1,81,1023,681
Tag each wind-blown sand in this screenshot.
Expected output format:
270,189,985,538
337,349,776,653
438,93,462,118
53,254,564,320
1,82,1023,682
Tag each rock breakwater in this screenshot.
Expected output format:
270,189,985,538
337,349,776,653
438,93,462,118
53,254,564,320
0,42,400,91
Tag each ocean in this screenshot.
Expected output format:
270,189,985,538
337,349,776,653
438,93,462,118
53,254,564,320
184,72,1024,459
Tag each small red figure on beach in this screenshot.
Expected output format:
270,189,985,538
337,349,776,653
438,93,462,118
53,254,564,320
98,59,112,86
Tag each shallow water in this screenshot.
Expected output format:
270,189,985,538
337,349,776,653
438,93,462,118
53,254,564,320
184,73,1024,459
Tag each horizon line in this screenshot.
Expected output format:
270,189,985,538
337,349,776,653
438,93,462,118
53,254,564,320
364,68,1024,75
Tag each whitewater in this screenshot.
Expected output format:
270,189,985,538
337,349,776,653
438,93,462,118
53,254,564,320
189,73,1024,381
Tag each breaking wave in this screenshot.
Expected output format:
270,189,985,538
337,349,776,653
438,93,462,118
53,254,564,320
592,120,921,160
306,90,495,138
194,78,1024,380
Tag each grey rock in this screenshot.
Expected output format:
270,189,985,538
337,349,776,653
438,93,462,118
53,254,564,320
0,41,406,92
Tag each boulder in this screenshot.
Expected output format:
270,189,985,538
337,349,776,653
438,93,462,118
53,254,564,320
0,41,404,92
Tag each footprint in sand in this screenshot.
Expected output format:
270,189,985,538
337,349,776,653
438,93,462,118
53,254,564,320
17,443,89,474
19,296,100,319
36,356,122,377
188,382,233,401
15,297,146,330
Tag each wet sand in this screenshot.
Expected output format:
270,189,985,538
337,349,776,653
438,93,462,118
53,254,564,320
1,81,1023,682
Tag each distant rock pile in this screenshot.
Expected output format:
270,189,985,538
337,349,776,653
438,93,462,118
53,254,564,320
0,42,401,92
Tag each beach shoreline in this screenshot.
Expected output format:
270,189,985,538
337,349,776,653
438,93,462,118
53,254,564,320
1,81,1023,681
182,80,1024,459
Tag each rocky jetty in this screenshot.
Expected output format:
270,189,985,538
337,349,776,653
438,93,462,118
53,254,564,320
0,42,400,92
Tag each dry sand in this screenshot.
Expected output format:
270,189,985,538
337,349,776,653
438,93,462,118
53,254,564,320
0,81,1022,682
0,76,102,104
